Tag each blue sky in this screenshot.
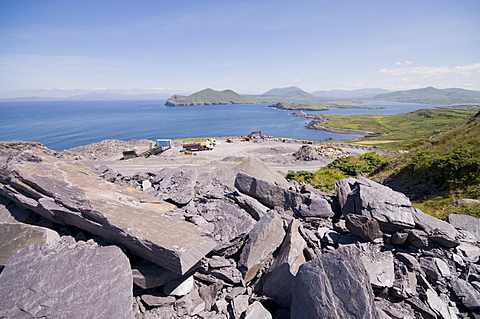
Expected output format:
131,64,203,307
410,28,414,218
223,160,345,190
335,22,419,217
0,0,479,97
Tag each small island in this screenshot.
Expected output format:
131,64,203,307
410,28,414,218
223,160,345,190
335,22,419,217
165,88,261,106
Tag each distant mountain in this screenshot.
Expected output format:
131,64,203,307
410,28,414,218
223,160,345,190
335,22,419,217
311,88,391,99
373,87,480,104
262,86,304,96
165,88,261,106
0,92,173,102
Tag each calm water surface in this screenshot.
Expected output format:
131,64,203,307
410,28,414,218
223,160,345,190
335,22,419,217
0,99,444,150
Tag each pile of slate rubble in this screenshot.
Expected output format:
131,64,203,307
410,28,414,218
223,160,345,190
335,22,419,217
1,146,480,319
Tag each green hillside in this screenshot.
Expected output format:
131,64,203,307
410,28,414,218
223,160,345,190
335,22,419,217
165,88,261,106
322,108,475,149
370,111,480,218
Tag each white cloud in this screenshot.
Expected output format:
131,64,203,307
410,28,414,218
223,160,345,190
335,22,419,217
380,63,480,78
405,61,412,65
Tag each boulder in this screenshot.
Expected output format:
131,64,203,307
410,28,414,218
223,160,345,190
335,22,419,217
0,223,59,266
346,177,416,228
197,199,256,256
359,244,395,288
451,278,480,311
0,240,134,319
413,209,459,240
239,211,286,283
448,214,480,242
233,156,289,188
155,169,197,205
132,260,182,289
234,172,287,208
262,219,307,308
244,301,273,319
345,213,383,242
291,193,335,218
0,151,216,274
335,177,357,215
291,246,378,319
230,192,269,220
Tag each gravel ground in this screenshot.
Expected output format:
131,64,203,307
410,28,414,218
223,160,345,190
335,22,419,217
1,137,393,176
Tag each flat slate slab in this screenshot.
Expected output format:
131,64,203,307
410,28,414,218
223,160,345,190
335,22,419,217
0,223,59,266
0,151,216,274
0,241,134,319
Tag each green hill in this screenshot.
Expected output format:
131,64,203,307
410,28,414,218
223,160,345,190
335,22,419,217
373,86,480,104
165,88,261,106
370,111,480,218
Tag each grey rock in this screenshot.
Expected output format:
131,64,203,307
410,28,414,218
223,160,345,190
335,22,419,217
420,257,443,283
391,232,409,245
392,261,417,299
233,156,289,188
451,278,480,310
360,244,395,288
456,243,480,263
232,294,249,319
406,229,429,248
0,223,59,266
448,214,480,242
234,171,287,208
208,265,243,285
413,208,459,240
141,295,176,307
396,252,422,273
291,246,378,319
429,229,460,248
208,255,232,269
198,281,224,311
0,242,134,319
244,301,273,319
424,289,457,319
163,275,194,297
335,177,357,215
132,260,182,289
175,288,205,317
262,219,307,308
230,192,269,220
239,211,285,283
345,213,383,242
292,193,335,218
0,152,216,274
375,299,415,319
350,177,415,228
199,199,256,256
405,296,437,319
0,196,37,224
156,169,197,205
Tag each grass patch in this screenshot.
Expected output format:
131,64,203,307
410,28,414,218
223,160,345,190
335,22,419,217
327,109,476,150
413,199,480,220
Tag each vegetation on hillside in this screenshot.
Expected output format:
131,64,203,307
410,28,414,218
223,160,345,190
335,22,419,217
286,152,384,193
373,86,480,104
322,108,476,150
287,111,480,219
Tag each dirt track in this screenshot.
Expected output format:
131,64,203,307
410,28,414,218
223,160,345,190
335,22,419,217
81,137,392,176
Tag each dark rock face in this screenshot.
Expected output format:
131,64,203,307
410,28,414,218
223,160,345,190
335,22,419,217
0,240,134,319
291,246,379,319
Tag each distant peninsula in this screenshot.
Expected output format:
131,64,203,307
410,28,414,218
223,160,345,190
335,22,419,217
268,102,384,111
165,88,260,106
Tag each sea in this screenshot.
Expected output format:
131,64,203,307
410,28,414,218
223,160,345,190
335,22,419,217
0,99,445,151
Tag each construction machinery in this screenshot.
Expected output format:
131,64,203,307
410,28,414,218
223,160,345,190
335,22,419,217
242,131,263,141
181,139,215,152
122,139,171,159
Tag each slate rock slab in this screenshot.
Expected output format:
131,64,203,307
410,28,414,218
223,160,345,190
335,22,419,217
234,171,287,208
0,223,59,266
345,177,416,228
0,151,216,274
238,211,285,282
0,241,134,319
448,214,480,242
291,246,379,319
155,169,197,205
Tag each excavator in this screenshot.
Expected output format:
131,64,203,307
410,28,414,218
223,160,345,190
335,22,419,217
242,131,263,141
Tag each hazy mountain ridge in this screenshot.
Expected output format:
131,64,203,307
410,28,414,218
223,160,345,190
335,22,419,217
373,86,480,104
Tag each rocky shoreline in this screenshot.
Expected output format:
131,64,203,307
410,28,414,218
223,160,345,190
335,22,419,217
1,141,479,318
291,112,381,137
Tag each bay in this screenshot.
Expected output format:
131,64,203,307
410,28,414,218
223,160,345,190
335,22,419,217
0,99,443,151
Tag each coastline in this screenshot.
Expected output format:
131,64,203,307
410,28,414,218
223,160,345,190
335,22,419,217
290,112,380,137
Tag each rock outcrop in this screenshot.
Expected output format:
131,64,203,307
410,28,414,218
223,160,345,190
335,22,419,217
1,144,480,319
